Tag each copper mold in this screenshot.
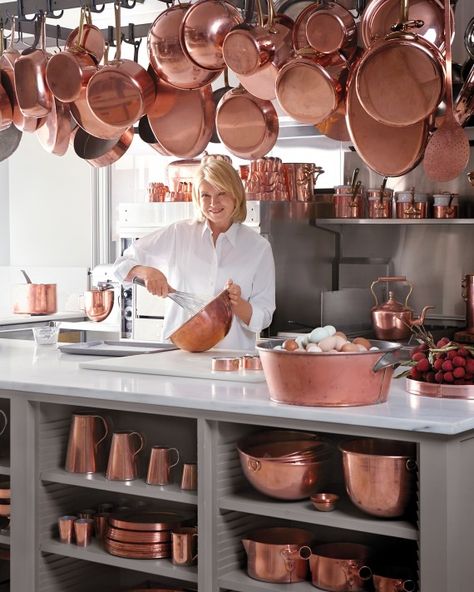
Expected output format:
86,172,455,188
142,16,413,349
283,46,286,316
212,357,240,371
240,354,263,371
108,512,188,531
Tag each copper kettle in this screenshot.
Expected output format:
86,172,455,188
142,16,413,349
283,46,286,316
370,276,434,341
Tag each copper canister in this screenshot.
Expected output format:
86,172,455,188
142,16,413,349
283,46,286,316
395,192,428,219
367,188,393,219
433,193,458,219
333,184,364,218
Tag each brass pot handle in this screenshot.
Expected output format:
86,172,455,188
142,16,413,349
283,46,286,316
248,458,261,472
370,276,413,307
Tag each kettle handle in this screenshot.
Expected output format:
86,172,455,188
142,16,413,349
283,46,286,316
370,276,413,307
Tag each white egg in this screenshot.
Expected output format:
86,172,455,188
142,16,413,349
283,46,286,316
334,335,348,351
318,335,338,352
369,346,380,351
356,344,368,352
309,327,329,343
273,345,283,350
306,343,322,353
323,325,336,337
296,334,310,348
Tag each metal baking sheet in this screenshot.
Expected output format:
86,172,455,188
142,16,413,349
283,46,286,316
58,341,177,357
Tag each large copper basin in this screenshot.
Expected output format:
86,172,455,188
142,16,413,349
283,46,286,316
169,289,232,352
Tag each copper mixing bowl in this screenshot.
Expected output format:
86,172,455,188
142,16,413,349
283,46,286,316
169,289,232,352
83,289,114,322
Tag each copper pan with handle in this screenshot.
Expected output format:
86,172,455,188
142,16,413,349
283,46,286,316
216,86,278,159
355,0,445,127
0,124,22,162
64,5,105,63
87,1,155,129
148,3,220,90
36,98,75,156
73,125,134,168
0,26,13,131
14,12,53,119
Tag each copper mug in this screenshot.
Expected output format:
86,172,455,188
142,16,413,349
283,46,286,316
171,527,198,566
146,445,180,486
105,431,144,481
180,462,197,491
65,413,108,474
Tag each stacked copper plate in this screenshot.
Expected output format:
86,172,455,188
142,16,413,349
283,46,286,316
104,512,189,559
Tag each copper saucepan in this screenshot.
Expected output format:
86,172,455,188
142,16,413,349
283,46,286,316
36,98,75,156
73,126,134,168
12,269,57,315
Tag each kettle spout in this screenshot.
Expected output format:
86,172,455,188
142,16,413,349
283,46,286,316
409,305,435,327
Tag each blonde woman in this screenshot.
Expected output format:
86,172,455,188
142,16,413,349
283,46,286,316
113,159,276,349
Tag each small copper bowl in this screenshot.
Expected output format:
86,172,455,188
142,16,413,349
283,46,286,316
240,354,263,371
310,493,339,512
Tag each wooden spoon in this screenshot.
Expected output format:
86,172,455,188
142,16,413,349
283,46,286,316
423,0,469,182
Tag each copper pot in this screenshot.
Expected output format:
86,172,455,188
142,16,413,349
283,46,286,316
83,288,115,322
169,290,232,352
242,527,314,583
12,270,57,315
370,276,434,340
340,439,417,518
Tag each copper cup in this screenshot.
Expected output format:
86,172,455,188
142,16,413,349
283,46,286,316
171,527,198,566
146,446,180,486
105,431,144,481
94,512,110,540
180,462,197,491
58,515,77,544
65,413,109,474
73,518,94,547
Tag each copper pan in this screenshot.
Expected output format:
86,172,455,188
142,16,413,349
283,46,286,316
346,61,428,176
316,98,350,141
148,3,220,90
14,12,53,119
64,5,105,63
108,512,189,531
73,126,133,168
355,0,445,127
216,87,278,159
455,62,474,127
0,124,22,162
275,51,348,124
36,99,75,156
106,526,171,543
104,538,171,558
147,79,214,158
361,0,454,52
0,81,12,132
180,0,243,71
46,7,98,103
138,116,172,156
87,2,155,128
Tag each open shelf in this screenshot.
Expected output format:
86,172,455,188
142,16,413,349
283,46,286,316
313,218,474,225
219,489,418,541
0,533,9,546
40,469,197,505
41,539,198,583
220,569,316,591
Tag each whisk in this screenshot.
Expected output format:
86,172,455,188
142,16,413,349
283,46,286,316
133,278,207,315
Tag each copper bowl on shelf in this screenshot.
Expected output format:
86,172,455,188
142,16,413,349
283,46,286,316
169,289,232,352
83,289,114,322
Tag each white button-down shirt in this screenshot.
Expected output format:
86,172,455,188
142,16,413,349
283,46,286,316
113,219,276,350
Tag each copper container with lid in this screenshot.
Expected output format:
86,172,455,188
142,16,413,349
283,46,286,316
395,190,429,219
333,183,364,218
433,192,458,219
367,188,393,219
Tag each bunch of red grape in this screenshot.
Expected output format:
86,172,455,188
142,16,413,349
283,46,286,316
409,337,474,385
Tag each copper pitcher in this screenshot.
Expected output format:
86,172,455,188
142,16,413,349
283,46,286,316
65,413,108,474
370,276,434,341
105,431,144,481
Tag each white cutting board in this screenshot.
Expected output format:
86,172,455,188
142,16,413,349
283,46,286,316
80,349,267,383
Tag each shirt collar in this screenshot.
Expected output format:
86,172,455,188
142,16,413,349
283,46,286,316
201,220,239,247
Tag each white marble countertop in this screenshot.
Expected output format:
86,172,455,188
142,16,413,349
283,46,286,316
0,338,473,435
0,311,85,327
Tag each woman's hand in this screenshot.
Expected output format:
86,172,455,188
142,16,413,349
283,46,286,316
127,265,170,297
225,279,252,325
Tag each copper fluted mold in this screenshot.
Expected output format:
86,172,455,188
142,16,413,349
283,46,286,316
256,339,400,407
83,289,114,322
12,283,57,315
105,431,144,481
65,413,108,474
169,289,232,352
242,527,314,583
307,543,372,592
340,438,417,518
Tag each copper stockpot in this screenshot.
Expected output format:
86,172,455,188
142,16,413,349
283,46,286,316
65,413,109,474
340,439,417,518
284,163,324,201
169,290,232,352
12,272,57,315
83,288,115,322
242,527,314,583
257,339,400,407
306,543,372,592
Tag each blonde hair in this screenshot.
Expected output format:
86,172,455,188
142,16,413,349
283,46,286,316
192,159,247,223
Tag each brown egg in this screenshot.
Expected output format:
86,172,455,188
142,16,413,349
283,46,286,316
353,337,372,350
282,339,299,352
341,342,360,353
335,331,347,340
318,335,338,352
334,335,348,351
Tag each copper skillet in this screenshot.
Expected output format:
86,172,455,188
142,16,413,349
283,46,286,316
355,0,445,127
36,98,75,156
148,3,220,90
0,27,13,131
73,126,134,168
0,17,46,132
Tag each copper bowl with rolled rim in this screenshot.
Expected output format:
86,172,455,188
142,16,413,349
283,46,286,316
340,438,417,518
169,289,232,352
83,289,114,322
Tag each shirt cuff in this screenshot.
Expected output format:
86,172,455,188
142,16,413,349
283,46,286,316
242,306,265,333
113,259,138,283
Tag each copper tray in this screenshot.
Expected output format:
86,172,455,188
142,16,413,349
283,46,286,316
104,538,171,559
108,512,189,531
107,526,171,543
406,378,474,399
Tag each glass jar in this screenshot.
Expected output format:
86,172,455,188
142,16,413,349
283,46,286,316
367,188,393,219
433,193,459,219
333,185,364,218
395,191,428,219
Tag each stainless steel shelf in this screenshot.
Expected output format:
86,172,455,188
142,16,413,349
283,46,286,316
41,469,197,505
220,569,316,591
219,490,418,541
313,218,474,225
41,539,198,583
